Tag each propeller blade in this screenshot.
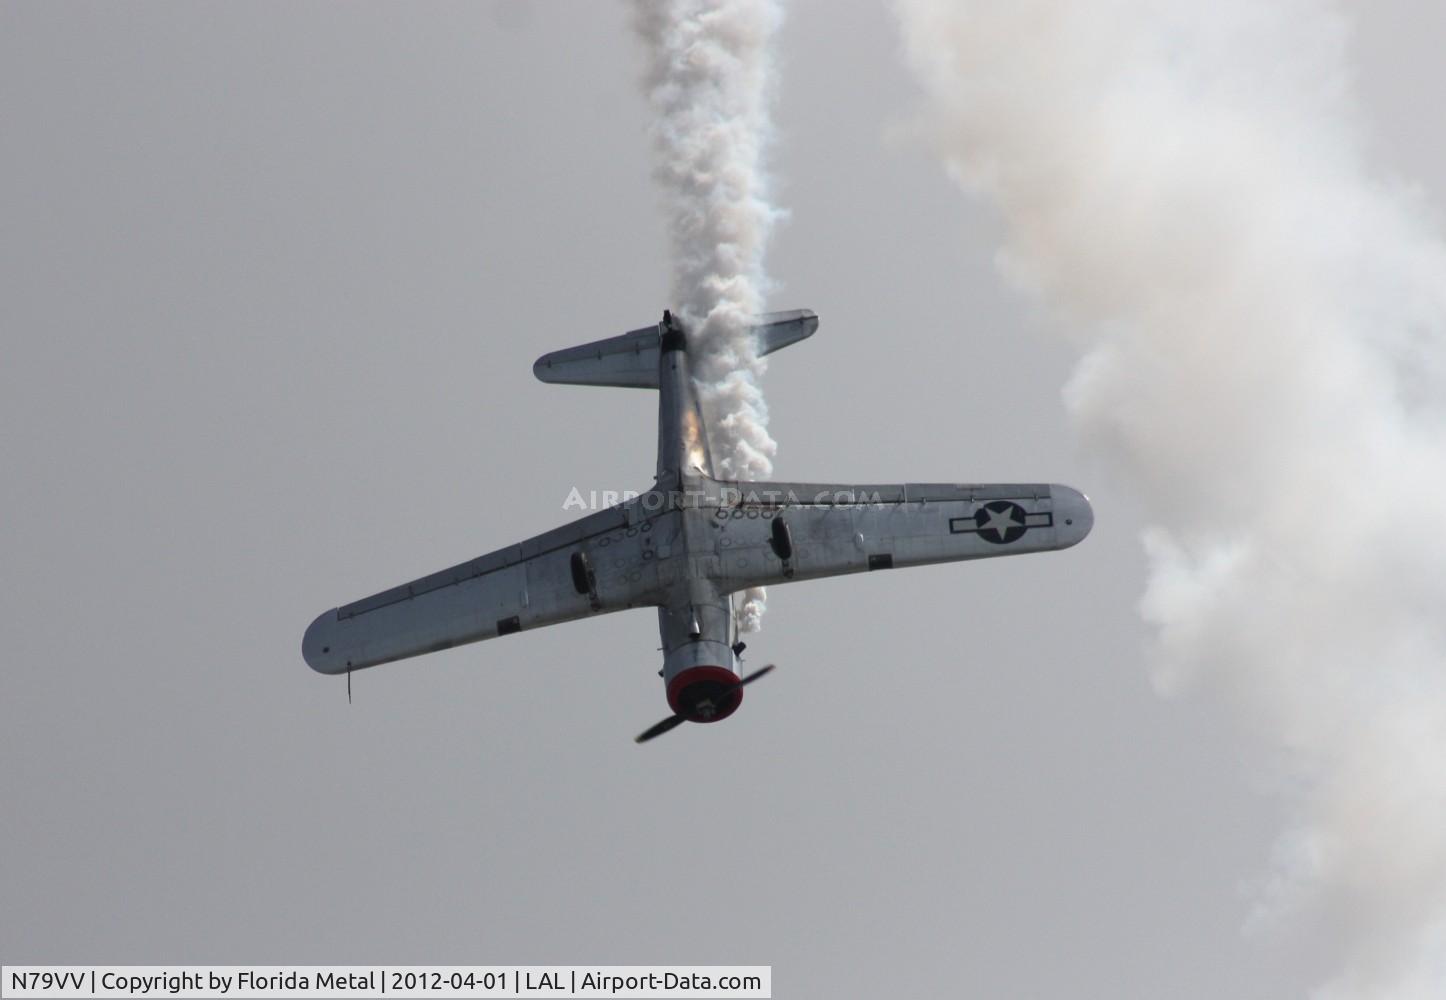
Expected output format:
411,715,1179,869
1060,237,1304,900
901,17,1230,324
738,663,775,686
635,713,687,744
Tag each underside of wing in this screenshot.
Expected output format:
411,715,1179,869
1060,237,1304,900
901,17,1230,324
303,501,667,674
706,480,1093,590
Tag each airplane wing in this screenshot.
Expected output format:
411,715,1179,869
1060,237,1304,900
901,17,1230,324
302,500,665,674
705,481,1093,591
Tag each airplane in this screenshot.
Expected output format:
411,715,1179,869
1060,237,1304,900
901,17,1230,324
302,309,1093,741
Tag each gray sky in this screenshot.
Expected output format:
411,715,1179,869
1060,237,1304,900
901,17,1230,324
3,2,1443,996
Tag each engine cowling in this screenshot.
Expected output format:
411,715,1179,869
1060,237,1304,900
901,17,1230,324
666,665,744,723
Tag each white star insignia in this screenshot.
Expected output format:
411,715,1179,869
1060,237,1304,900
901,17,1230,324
980,505,1023,541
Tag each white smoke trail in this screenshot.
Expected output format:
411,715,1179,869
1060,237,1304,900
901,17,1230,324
632,0,784,632
894,1,1446,995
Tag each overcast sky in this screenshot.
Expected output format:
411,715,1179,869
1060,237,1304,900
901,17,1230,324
3,3,1444,997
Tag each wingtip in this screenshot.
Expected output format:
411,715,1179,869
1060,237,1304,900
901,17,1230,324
302,608,344,674
1052,485,1094,548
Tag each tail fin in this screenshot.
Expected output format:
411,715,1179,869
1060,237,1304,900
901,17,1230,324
532,309,818,389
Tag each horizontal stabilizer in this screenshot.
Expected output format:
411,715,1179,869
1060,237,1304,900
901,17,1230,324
532,323,662,388
533,309,817,389
753,309,818,356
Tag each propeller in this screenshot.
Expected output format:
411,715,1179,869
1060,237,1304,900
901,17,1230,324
634,664,776,744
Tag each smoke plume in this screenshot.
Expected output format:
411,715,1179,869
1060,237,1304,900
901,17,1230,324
632,0,785,632
894,1,1446,994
